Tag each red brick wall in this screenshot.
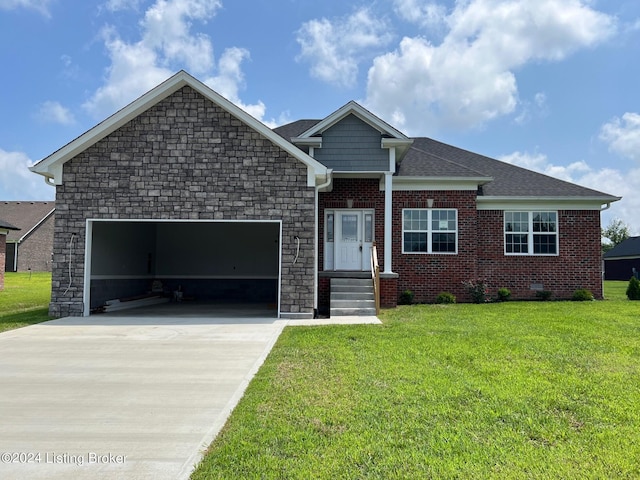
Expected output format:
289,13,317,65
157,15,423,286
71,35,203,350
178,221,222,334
392,190,479,303
477,210,604,300
380,276,398,307
318,181,604,306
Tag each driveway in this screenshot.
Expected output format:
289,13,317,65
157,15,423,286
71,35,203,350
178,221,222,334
0,306,381,480
0,310,287,480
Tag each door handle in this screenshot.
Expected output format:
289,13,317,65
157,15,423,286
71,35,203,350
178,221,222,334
359,245,363,252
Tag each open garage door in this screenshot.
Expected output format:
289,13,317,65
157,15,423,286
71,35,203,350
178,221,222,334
84,220,281,317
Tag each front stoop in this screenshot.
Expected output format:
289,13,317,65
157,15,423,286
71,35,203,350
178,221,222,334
330,278,377,316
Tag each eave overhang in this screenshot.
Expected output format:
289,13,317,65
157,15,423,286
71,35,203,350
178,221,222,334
389,176,493,191
477,195,622,211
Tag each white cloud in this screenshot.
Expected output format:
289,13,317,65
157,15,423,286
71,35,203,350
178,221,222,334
36,101,76,125
393,0,448,29
104,0,144,12
599,112,640,162
296,8,393,88
364,0,616,133
203,47,267,121
499,150,639,235
0,0,51,16
0,149,55,200
84,0,266,122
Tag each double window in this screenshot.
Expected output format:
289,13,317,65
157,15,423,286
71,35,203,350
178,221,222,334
505,211,558,255
402,209,457,254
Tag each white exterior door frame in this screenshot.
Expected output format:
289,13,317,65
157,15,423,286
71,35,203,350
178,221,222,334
324,209,374,271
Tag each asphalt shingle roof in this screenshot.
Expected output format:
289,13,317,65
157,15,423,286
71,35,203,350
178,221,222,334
0,219,20,231
0,201,55,242
273,121,618,200
603,236,640,258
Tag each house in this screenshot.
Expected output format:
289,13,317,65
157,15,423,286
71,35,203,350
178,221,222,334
0,219,20,290
30,71,620,319
603,237,640,280
0,201,55,272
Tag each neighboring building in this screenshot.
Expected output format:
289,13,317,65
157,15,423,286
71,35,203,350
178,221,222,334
0,219,20,290
30,71,620,319
603,236,640,281
0,201,55,272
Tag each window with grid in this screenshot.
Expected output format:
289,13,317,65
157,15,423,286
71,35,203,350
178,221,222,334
403,209,457,254
505,211,558,255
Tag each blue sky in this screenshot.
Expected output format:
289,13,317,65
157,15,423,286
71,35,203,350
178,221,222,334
1,0,639,234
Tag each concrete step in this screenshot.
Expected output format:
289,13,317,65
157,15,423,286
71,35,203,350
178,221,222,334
330,277,376,316
331,285,373,294
331,299,376,309
331,278,373,287
331,292,375,300
330,307,378,316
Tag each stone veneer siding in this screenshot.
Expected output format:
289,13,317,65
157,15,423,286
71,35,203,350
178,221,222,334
50,86,316,318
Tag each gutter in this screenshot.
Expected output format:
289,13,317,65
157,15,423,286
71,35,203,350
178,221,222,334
17,208,56,244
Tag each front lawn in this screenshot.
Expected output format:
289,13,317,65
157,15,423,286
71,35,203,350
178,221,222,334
193,282,640,479
0,272,52,332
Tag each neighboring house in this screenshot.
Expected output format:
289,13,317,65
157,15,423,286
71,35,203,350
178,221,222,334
0,201,55,272
603,237,640,280
0,219,20,290
30,71,620,319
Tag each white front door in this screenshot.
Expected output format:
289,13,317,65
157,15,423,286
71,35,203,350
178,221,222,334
336,212,362,270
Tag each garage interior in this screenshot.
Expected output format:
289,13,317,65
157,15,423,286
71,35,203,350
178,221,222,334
87,220,281,316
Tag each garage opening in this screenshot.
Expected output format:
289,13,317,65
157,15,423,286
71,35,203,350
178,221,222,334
84,220,281,317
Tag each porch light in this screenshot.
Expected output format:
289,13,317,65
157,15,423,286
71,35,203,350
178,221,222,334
427,199,434,208
347,199,354,208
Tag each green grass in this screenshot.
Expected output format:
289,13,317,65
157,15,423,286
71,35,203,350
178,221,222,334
193,281,640,479
0,272,52,332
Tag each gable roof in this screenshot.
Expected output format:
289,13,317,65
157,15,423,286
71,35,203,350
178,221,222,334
275,121,620,205
604,236,640,259
289,101,414,157
0,201,55,242
31,71,328,187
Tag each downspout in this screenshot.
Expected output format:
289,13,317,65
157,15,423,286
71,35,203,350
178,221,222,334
600,201,612,300
314,169,333,316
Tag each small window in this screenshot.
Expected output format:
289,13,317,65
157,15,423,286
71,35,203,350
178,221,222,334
403,209,457,254
505,211,558,255
326,213,334,242
364,213,373,243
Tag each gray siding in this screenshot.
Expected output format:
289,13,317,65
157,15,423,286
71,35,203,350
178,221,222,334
50,86,316,318
313,114,389,171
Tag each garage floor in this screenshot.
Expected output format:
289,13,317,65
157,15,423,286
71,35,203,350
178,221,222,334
0,309,381,480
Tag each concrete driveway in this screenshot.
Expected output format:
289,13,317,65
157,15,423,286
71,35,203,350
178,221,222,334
0,305,380,480
0,309,287,480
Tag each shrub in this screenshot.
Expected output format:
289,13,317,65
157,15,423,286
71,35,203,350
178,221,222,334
462,279,490,304
572,289,594,301
497,288,511,302
535,290,553,301
435,292,456,304
627,277,640,300
399,289,415,305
